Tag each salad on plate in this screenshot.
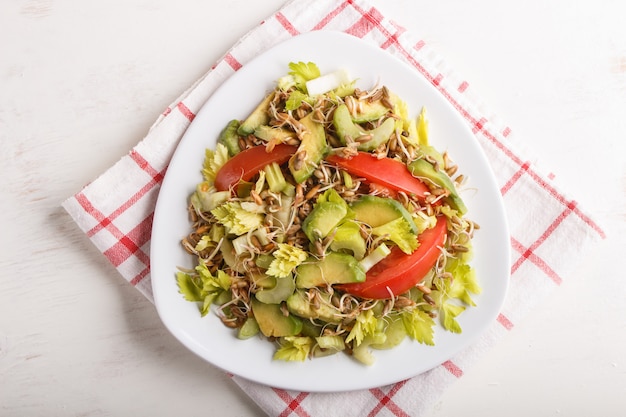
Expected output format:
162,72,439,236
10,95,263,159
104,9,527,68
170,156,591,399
175,62,481,365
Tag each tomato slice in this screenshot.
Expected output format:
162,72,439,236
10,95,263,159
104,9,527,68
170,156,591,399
214,144,297,191
337,216,447,299
326,152,431,201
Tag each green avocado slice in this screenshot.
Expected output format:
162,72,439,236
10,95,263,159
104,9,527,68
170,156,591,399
288,113,329,183
333,104,395,151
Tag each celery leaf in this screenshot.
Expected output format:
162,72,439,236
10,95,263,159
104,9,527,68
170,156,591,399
211,201,264,235
285,90,308,111
417,106,429,146
441,302,465,333
176,265,231,317
267,243,308,278
401,309,435,345
446,259,481,306
288,61,321,92
202,143,229,185
371,217,419,254
346,309,378,347
176,271,204,302
274,336,313,362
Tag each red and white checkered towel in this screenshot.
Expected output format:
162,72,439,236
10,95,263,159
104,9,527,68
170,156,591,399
63,0,605,415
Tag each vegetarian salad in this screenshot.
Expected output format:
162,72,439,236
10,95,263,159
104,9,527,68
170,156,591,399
176,62,481,365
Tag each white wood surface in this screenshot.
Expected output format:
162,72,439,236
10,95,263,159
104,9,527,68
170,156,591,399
2,1,625,416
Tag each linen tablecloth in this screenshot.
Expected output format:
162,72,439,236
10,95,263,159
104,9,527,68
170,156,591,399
63,0,605,415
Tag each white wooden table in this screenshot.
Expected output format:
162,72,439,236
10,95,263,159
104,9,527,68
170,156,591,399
2,1,625,415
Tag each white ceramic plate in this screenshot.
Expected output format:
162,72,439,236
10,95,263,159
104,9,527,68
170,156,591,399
151,31,510,392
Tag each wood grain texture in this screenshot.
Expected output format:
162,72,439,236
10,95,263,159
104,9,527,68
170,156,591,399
1,1,625,416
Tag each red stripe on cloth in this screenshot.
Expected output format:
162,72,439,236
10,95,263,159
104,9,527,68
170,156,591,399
75,193,110,236
442,360,463,378
380,24,405,50
102,214,153,267
85,177,155,238
432,73,443,87
129,265,151,286
224,53,242,71
389,21,405,33
344,6,384,38
74,194,110,234
75,191,152,285
129,150,165,181
414,39,426,51
81,186,144,238
516,160,604,236
540,199,577,248
497,313,514,330
472,116,488,134
367,380,410,417
312,0,352,30
511,237,563,285
458,80,469,93
176,101,195,122
84,152,165,237
501,161,531,196
275,12,300,36
273,388,311,417
526,168,605,238
76,151,165,285
502,126,512,137
161,106,172,117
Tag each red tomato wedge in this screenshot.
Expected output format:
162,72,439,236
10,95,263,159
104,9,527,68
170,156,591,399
214,144,297,191
326,152,431,201
337,216,447,299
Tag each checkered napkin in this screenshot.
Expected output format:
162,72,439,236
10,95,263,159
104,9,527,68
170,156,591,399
63,0,606,415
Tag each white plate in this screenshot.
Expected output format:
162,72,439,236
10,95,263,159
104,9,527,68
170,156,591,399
151,31,510,392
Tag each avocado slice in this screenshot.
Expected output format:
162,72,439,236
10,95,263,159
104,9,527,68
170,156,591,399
295,252,365,288
301,200,348,242
332,104,395,151
237,317,260,340
408,158,467,215
299,318,324,337
253,125,296,143
288,113,329,183
249,270,276,289
219,238,247,274
217,119,241,156
329,219,366,260
254,274,296,304
286,289,343,323
351,195,417,233
350,99,391,123
251,297,303,338
238,92,274,136
418,144,445,168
